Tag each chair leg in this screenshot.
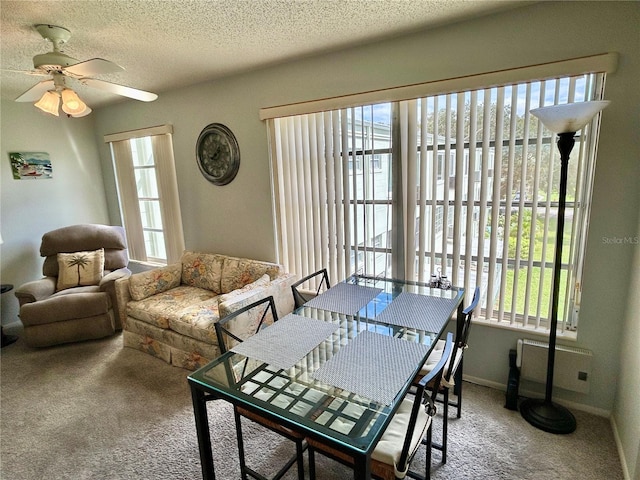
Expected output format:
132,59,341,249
425,423,433,480
441,388,449,464
234,408,250,480
454,366,463,418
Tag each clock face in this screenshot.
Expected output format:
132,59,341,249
196,123,240,185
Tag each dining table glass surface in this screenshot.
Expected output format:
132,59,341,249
188,274,464,460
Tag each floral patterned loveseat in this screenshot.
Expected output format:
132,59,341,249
115,251,296,370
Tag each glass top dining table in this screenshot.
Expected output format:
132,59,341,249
188,274,465,480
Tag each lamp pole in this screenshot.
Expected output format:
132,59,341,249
519,132,577,434
520,100,609,434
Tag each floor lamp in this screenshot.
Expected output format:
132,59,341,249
520,100,609,434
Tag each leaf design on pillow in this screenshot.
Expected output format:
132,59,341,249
66,253,91,286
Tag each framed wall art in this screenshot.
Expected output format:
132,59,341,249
9,152,53,180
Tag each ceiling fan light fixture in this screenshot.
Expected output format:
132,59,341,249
71,106,92,118
61,88,89,116
34,90,60,116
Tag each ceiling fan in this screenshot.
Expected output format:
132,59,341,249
11,24,157,117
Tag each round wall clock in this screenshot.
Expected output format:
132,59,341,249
196,123,240,185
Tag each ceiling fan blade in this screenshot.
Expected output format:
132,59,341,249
2,68,49,77
15,80,55,102
81,78,158,102
64,58,124,77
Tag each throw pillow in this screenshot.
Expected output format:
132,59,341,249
129,263,182,301
56,248,105,291
217,274,271,305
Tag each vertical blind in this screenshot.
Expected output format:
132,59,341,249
268,70,607,332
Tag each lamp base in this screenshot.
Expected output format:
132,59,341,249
520,398,576,434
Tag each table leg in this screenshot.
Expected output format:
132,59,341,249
190,383,216,480
353,452,371,480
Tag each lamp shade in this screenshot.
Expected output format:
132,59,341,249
61,89,89,116
34,91,60,116
71,106,92,118
530,100,610,134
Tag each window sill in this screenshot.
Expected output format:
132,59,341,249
471,316,578,342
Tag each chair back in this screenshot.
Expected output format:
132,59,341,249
291,269,330,309
40,224,129,277
444,286,481,384
215,295,278,353
397,332,454,473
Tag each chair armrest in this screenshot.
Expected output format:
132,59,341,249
114,274,133,330
99,267,132,288
14,277,57,306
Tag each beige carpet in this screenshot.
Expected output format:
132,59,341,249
0,329,624,480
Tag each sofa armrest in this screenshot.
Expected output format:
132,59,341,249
101,267,131,330
114,275,132,330
14,277,57,306
219,272,296,320
266,272,296,318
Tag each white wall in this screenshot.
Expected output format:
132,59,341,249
0,101,110,327
613,204,640,480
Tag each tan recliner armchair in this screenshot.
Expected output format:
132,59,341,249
14,224,131,347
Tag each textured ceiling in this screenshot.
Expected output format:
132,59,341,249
1,0,527,109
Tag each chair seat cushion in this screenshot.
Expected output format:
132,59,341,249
420,338,447,374
371,396,431,477
20,292,111,326
420,338,462,386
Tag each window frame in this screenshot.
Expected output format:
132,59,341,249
266,55,615,335
105,124,185,266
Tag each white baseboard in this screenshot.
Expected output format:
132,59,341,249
463,374,612,418
610,413,632,480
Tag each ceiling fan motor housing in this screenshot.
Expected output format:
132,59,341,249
33,52,78,72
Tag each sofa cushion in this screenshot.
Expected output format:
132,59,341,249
127,285,216,329
170,274,270,345
181,251,225,293
56,248,105,291
128,263,182,301
170,298,221,344
220,257,282,294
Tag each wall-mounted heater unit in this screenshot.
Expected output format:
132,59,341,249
516,339,593,394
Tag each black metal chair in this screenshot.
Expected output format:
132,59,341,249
306,332,454,480
291,269,330,309
214,295,306,480
414,286,480,464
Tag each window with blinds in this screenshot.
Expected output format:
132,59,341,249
268,68,608,333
